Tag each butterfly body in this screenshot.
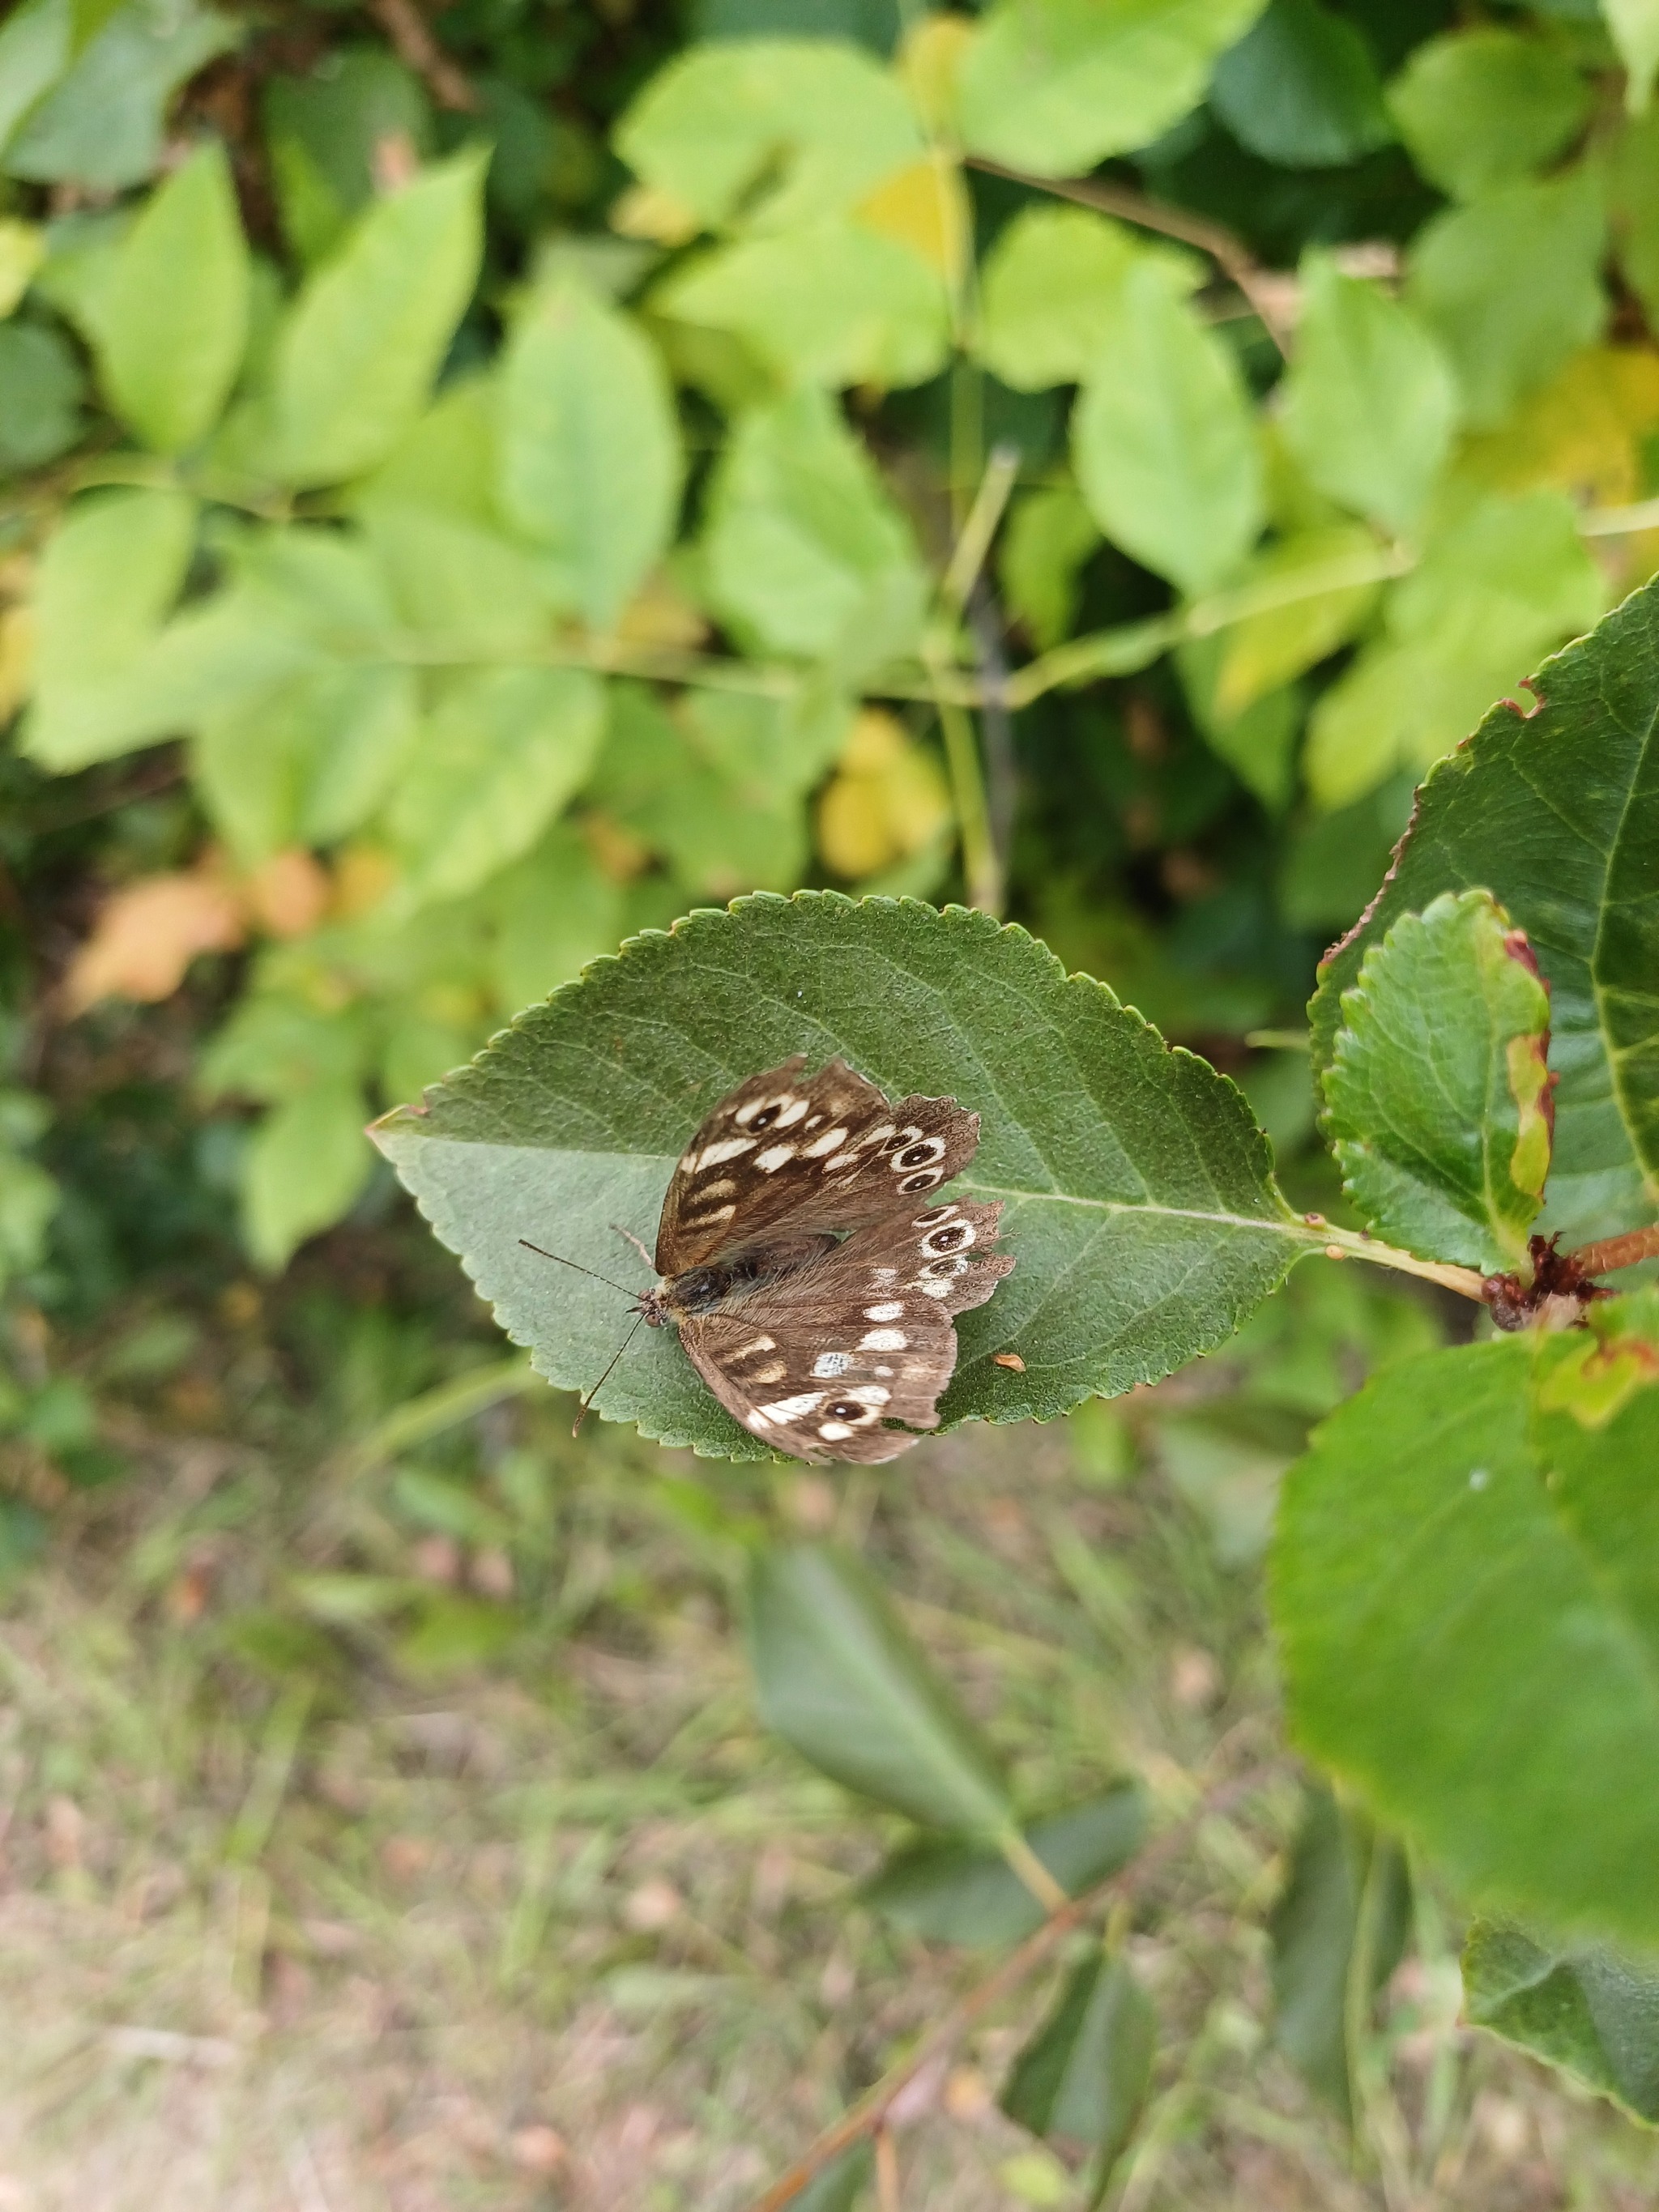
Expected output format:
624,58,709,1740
632,1055,1014,1464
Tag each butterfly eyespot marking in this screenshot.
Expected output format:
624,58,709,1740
865,1302,904,1321
899,1169,945,1194
759,1392,825,1425
736,1093,808,1132
920,1253,970,1280
859,1328,906,1351
912,1204,957,1228
893,1136,947,1171
922,1221,975,1257
812,1350,855,1378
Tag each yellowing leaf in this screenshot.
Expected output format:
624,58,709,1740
615,571,708,649
0,603,34,723
66,869,245,1012
0,218,45,318
1211,525,1384,723
609,181,699,247
244,850,331,940
853,154,970,288
898,11,975,136
817,708,949,878
1462,347,1659,507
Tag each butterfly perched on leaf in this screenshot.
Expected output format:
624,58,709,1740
539,1055,1014,1463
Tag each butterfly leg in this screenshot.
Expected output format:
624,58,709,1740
611,1223,655,1271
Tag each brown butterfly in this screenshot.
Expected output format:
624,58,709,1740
531,1055,1014,1464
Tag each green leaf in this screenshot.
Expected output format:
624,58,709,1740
194,663,418,864
654,219,949,392
0,319,83,471
1322,890,1552,1272
1000,1951,1155,2174
1602,0,1659,114
748,1542,1013,1833
264,49,433,267
1271,1326,1659,1946
864,1787,1145,1945
1269,1781,1411,2119
702,388,928,678
791,2144,873,2212
498,281,682,629
1406,168,1606,431
360,503,558,655
1206,524,1385,722
96,141,249,454
957,0,1269,178
1073,262,1263,595
388,667,606,906
0,0,73,164
270,149,487,488
974,204,1200,393
19,485,195,769
1610,110,1659,329
1463,1920,1659,2122
485,823,625,1015
370,894,1307,1456
1210,0,1391,169
1304,488,1604,812
1000,484,1102,652
1,0,236,194
1277,255,1458,538
1309,569,1659,1248
614,36,920,231
1388,29,1592,202
243,1080,375,1271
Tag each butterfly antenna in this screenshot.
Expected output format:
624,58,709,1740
573,1309,648,1438
518,1239,640,1298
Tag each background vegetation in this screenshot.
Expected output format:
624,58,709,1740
6,0,1659,2204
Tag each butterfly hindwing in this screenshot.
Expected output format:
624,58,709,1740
655,1055,983,1276
678,1198,1012,1464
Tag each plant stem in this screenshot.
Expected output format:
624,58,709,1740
996,1826,1070,1915
1307,1225,1487,1302
932,684,1003,914
1565,1223,1659,1276
742,1762,1281,2212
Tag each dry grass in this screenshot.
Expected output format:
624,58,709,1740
1,1265,1657,2212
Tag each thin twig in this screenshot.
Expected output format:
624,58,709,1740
744,1762,1281,2212
966,156,1294,357
365,0,480,112
1566,1223,1659,1276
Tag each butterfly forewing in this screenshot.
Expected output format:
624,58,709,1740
678,1198,1013,1464
655,1055,983,1276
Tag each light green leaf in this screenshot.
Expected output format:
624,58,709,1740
270,148,487,487
360,502,558,655
1073,262,1264,595
1463,1920,1659,2121
484,822,625,1015
702,387,928,677
0,216,45,318
244,1080,375,1272
1388,29,1592,202
1407,168,1606,431
20,485,194,769
975,204,1200,392
1305,488,1604,811
1272,1317,1659,1946
0,0,72,164
97,141,249,454
370,894,1308,1455
865,1788,1145,1946
613,36,920,232
1277,255,1458,537
194,663,418,864
749,1542,1013,1833
2,0,236,194
957,0,1269,178
1324,889,1552,1271
1000,1951,1155,2175
654,219,949,392
1270,1782,1410,2118
348,372,499,528
498,281,682,629
1209,523,1385,722
1309,565,1653,1250
1211,0,1391,169
1000,484,1102,651
1606,0,1659,113
389,666,606,906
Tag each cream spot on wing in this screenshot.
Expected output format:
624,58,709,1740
678,1152,697,1174
871,1268,898,1285
697,1136,756,1169
859,1329,906,1352
812,1351,854,1378
817,1421,854,1442
864,1302,903,1321
684,1204,736,1228
918,1279,953,1298
754,1143,798,1173
803,1127,848,1157
874,1366,894,1377
774,1097,809,1128
805,1114,823,1129
822,1153,861,1173
853,1122,897,1150
759,1392,825,1424
748,1361,787,1384
698,1176,738,1200
841,1384,889,1408
733,1336,776,1357
746,1411,773,1430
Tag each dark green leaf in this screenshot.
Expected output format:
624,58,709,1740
0,318,83,471
1000,1950,1154,2176
1310,571,1659,1248
1463,1919,1659,2124
1270,1780,1410,2118
264,49,434,266
1323,889,1552,1270
1272,1323,1659,1945
1212,0,1392,169
370,895,1311,1455
748,1543,1013,1834
864,1787,1145,1945
791,2141,873,2212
